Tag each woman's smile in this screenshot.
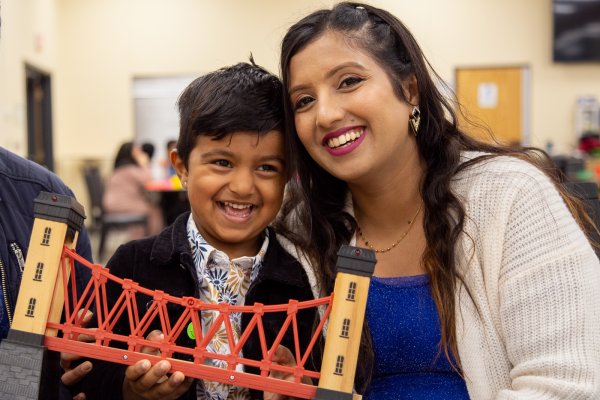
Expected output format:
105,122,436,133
323,127,367,156
289,30,418,184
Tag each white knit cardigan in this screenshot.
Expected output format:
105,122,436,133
278,152,600,399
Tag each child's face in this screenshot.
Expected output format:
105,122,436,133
172,131,286,259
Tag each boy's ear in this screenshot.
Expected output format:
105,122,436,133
170,149,188,184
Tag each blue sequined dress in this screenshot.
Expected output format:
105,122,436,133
362,275,470,399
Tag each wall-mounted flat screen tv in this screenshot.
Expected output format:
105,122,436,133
553,0,600,62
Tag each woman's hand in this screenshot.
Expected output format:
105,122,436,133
60,310,95,400
263,345,312,400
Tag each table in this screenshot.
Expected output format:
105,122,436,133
145,179,190,226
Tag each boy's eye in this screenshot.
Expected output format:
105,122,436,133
339,76,363,89
294,96,314,111
214,159,232,167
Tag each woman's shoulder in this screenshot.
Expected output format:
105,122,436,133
459,150,545,174
455,151,554,193
451,151,566,227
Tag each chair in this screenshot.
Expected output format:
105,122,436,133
82,166,148,261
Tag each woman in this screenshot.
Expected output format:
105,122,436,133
103,141,163,238
275,2,600,398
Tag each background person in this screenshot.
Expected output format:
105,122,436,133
141,142,155,163
161,139,178,179
273,2,600,399
103,141,164,238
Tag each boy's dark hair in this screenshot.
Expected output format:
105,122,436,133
176,61,284,168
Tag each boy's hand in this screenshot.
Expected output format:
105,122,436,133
264,345,312,400
122,360,193,400
123,329,193,399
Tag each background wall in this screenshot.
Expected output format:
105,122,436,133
0,0,58,151
1,0,600,202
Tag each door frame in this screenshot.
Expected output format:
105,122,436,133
25,63,54,171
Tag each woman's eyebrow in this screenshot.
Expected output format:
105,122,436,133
289,62,367,96
324,62,366,79
288,83,310,97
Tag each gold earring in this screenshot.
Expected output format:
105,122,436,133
409,106,421,136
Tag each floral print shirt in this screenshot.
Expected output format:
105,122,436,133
186,214,268,400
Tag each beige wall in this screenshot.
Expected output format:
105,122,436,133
0,0,58,152
379,0,600,151
1,0,600,201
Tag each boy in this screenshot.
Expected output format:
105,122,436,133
73,62,320,400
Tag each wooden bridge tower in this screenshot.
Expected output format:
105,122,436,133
0,192,85,399
313,245,376,400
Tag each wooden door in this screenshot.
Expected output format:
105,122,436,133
455,66,530,146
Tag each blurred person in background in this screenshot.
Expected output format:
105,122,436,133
142,142,164,180
141,142,155,162
103,142,163,238
160,139,178,179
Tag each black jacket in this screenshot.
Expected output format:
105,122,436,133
77,212,320,400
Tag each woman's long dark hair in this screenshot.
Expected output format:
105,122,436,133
113,142,137,169
275,2,591,392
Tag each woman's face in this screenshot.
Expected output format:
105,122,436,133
288,30,419,185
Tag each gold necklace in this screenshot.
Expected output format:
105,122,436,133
357,202,423,253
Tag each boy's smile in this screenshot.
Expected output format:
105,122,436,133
173,130,286,259
220,201,253,220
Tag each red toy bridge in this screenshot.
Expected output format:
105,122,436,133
45,246,332,398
